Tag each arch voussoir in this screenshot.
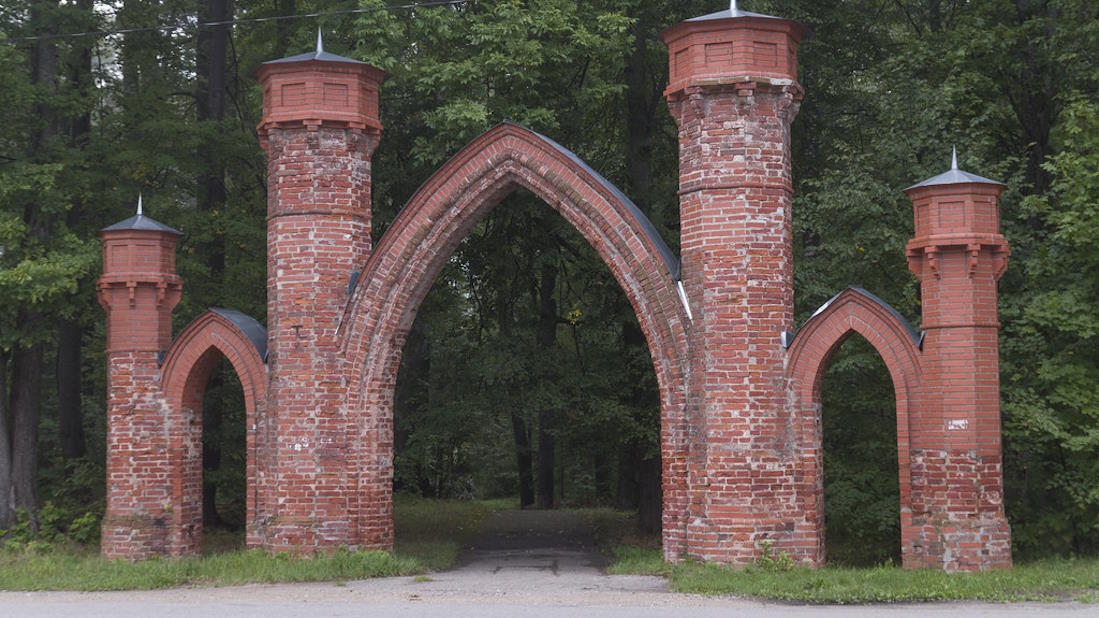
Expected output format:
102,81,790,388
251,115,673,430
158,309,269,555
339,123,691,559
785,287,923,567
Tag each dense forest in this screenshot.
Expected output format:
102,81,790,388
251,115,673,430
0,0,1096,565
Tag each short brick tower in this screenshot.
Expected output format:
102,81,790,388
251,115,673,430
904,150,1012,570
255,31,385,552
663,6,810,564
97,197,183,559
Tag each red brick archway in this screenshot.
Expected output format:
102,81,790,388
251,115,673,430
785,288,923,566
160,309,269,555
339,123,691,559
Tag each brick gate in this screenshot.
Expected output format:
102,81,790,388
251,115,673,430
98,6,1012,571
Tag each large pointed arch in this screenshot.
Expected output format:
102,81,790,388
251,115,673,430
339,123,691,559
160,308,269,555
785,287,923,566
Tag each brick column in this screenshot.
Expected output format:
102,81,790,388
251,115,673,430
904,156,1012,571
97,206,182,559
256,45,384,552
663,8,809,565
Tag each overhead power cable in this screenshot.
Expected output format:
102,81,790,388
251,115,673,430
4,0,473,44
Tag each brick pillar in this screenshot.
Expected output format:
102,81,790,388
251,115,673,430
97,206,182,559
663,9,809,565
904,157,1012,571
256,45,384,552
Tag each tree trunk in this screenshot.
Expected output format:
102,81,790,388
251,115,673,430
55,0,94,461
194,0,232,530
498,270,535,508
11,0,60,527
56,320,85,459
616,445,639,510
275,0,296,57
394,313,430,492
624,18,656,214
10,338,43,523
594,448,612,504
0,351,12,529
196,0,231,276
511,412,535,508
202,367,225,528
637,455,662,534
535,264,558,510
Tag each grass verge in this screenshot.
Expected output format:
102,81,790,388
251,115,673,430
585,507,1099,603
0,495,502,591
605,545,1099,603
0,546,419,591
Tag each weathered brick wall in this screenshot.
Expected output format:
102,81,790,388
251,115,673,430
259,124,377,552
256,53,382,552
664,15,807,565
905,183,1012,571
98,229,182,559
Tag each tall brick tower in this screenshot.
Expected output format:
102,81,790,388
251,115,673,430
904,150,1012,571
98,197,183,559
663,5,809,564
255,32,384,551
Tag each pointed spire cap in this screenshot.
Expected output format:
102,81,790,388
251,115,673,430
102,195,181,235
905,148,1004,192
262,27,366,66
686,0,787,22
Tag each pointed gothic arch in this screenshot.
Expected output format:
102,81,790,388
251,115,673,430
785,288,923,566
159,308,269,555
339,123,691,558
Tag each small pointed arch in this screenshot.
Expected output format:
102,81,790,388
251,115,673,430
159,308,268,555
785,287,923,566
339,122,691,559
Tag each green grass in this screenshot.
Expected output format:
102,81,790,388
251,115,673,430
0,495,502,591
0,544,419,591
605,546,1099,604
587,507,1099,604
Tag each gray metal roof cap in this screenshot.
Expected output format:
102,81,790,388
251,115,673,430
905,168,1004,191
262,49,366,65
210,307,269,363
906,148,1004,191
687,8,784,21
263,28,365,66
102,213,181,235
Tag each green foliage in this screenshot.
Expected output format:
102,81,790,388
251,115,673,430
821,339,901,566
755,541,796,573
1002,96,1099,556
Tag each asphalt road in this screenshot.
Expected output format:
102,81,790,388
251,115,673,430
1,511,1094,617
